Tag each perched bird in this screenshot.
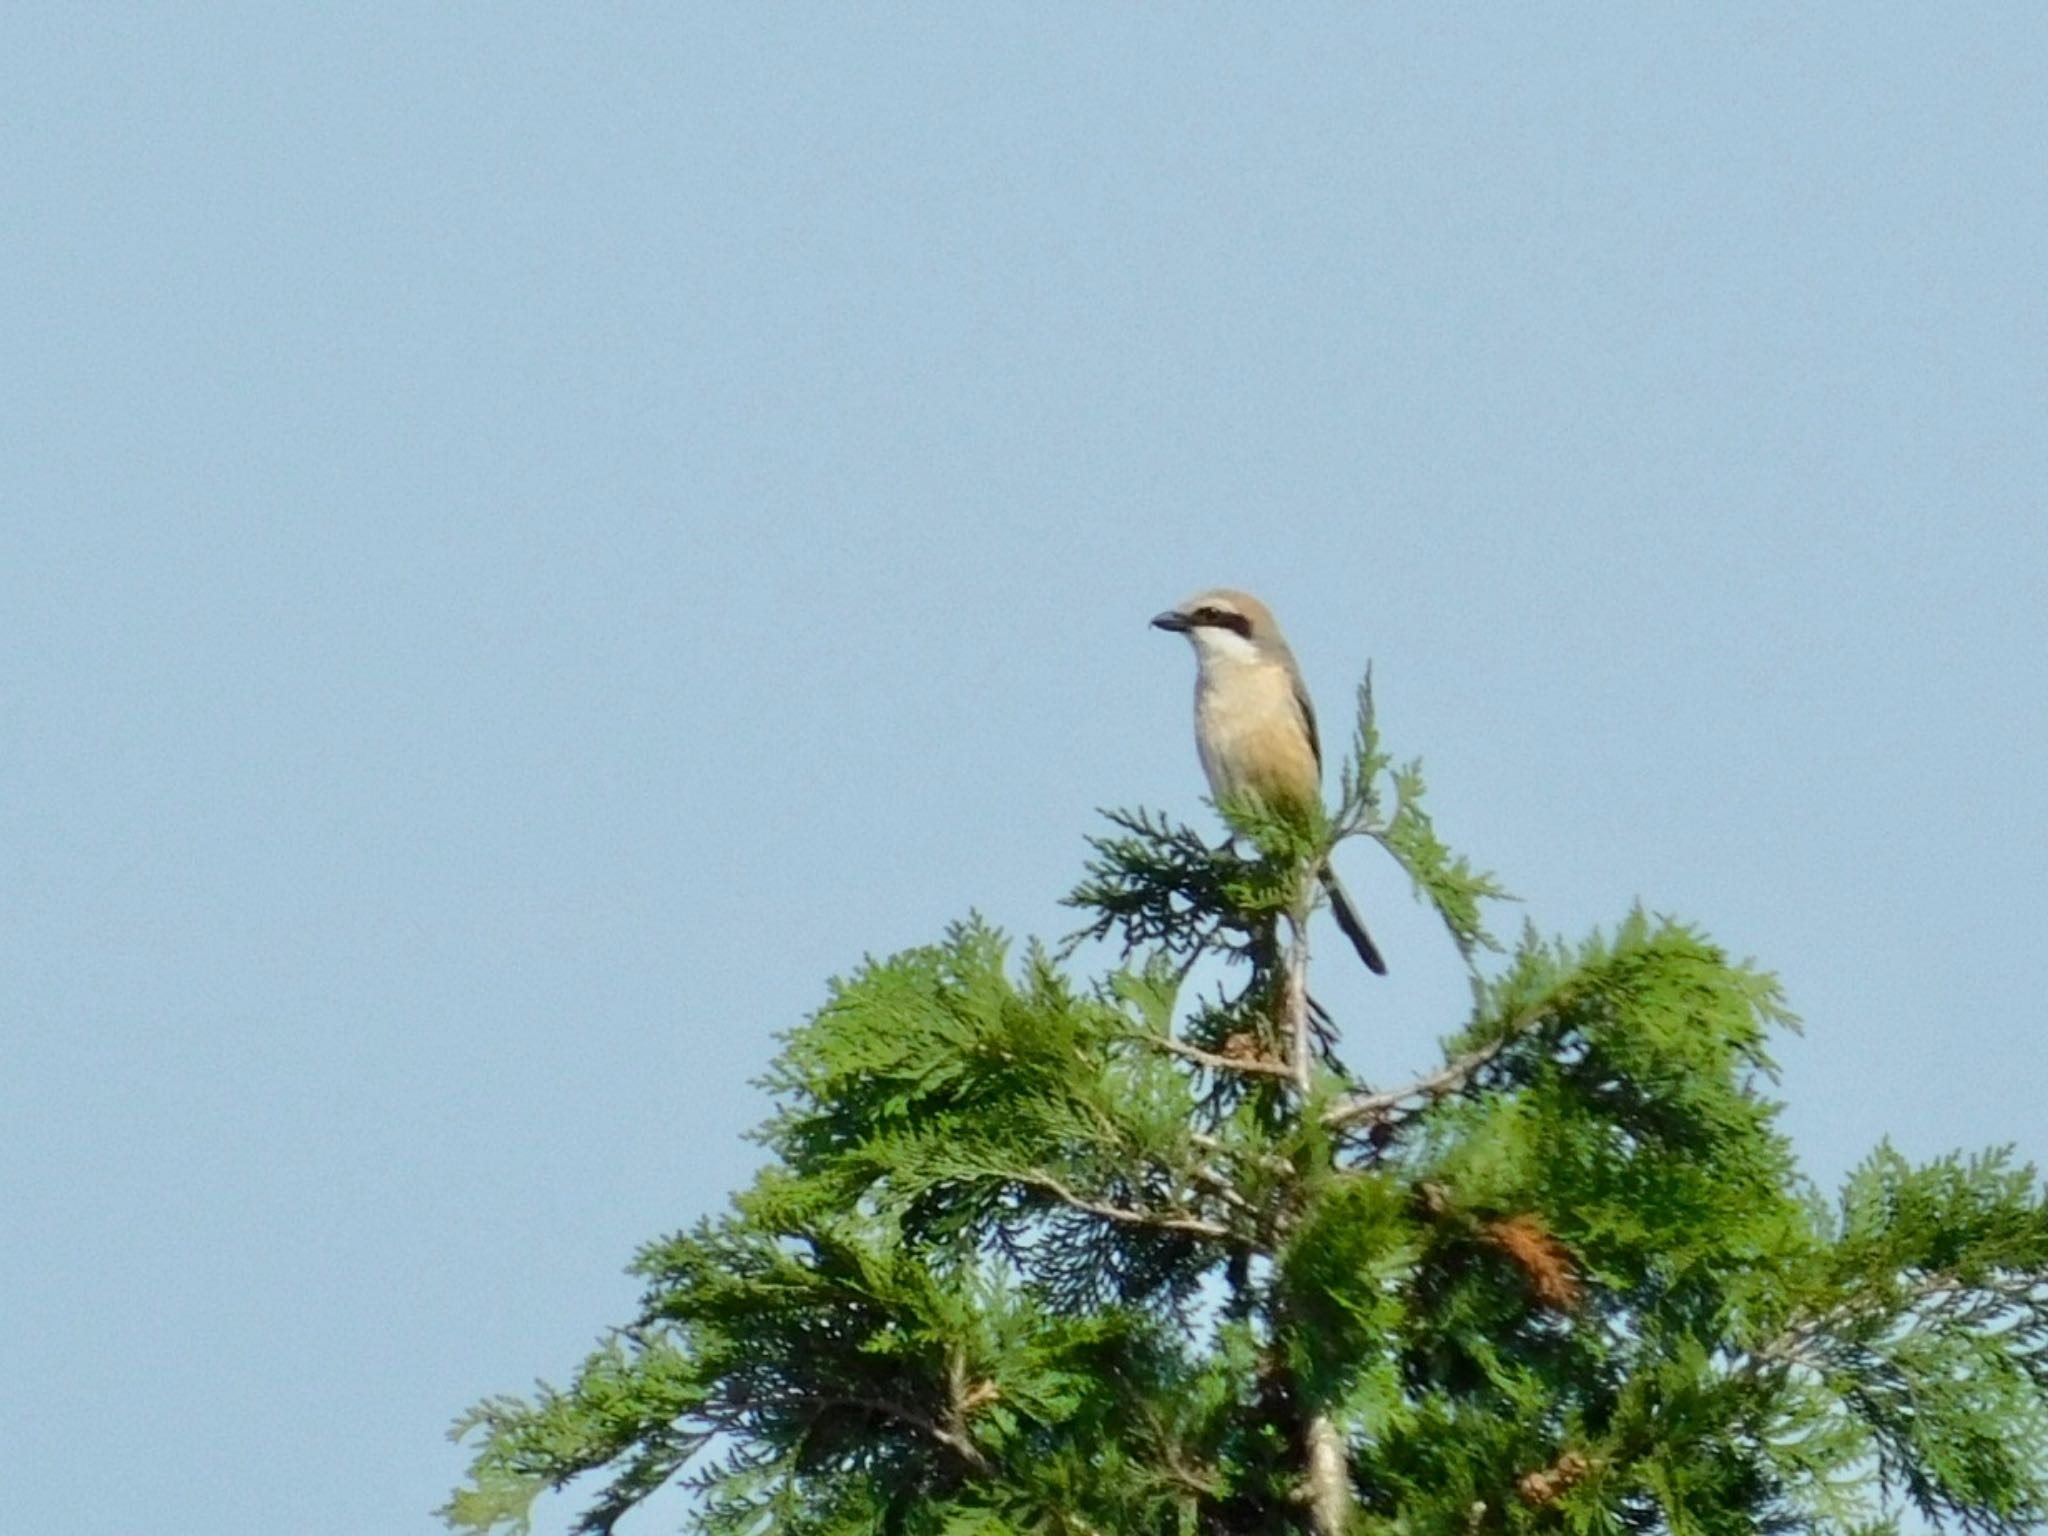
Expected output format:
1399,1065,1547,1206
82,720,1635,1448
1151,588,1387,975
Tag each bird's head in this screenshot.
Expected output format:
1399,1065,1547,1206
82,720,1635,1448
1150,588,1284,664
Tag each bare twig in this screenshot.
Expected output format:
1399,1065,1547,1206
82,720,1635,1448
1325,1032,1517,1131
1147,1034,1298,1080
1325,974,1590,1134
1187,1162,1259,1217
1011,1173,1230,1240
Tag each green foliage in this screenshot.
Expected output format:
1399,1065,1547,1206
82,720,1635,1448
1066,807,1294,965
1334,674,1510,962
446,680,2048,1536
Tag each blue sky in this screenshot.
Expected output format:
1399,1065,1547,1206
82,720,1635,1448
3,8,2043,1533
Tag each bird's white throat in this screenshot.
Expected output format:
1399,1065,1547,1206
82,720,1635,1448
1187,625,1265,668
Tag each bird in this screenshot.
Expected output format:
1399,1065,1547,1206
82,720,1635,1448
1151,588,1388,975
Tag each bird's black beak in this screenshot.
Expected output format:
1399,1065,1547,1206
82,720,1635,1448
1150,611,1190,633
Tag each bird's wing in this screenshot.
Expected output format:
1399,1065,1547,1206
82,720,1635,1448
1287,660,1322,772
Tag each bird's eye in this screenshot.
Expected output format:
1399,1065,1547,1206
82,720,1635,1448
1195,607,1222,624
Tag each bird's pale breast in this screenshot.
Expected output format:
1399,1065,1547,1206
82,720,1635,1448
1193,658,1320,818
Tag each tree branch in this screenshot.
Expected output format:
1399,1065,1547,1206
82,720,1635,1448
1302,1410,1349,1536
1282,912,1313,1095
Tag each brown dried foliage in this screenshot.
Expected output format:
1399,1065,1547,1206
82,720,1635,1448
1485,1212,1583,1313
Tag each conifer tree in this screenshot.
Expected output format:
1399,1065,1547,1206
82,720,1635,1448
446,680,2048,1536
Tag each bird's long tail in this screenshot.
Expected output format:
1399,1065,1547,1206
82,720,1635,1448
1319,863,1388,976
